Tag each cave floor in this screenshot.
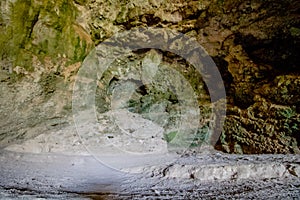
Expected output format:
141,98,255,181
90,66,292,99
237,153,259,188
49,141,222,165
0,150,300,199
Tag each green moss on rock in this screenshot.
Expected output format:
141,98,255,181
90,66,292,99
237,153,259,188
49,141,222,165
0,0,92,74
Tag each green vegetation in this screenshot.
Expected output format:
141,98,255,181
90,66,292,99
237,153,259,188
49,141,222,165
279,107,296,119
290,27,300,37
164,131,177,143
189,125,210,147
0,0,91,75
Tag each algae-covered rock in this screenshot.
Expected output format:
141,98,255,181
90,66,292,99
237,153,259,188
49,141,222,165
1,0,92,72
0,0,92,147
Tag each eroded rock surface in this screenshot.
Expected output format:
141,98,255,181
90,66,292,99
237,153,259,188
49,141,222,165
0,0,299,154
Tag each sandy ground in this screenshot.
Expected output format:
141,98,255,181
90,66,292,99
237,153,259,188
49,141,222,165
0,149,300,199
1,110,300,199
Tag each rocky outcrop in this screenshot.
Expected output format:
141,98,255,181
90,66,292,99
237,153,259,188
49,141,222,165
0,0,299,153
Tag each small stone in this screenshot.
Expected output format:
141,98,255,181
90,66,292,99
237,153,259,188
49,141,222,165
288,164,300,177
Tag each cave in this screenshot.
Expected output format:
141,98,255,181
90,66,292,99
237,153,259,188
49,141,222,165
0,0,299,199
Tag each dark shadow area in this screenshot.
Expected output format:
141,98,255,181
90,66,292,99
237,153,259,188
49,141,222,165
234,31,300,75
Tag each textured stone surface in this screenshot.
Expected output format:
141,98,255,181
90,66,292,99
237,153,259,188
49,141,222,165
0,0,299,153
0,151,300,199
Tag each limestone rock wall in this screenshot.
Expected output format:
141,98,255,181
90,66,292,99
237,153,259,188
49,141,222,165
0,0,299,153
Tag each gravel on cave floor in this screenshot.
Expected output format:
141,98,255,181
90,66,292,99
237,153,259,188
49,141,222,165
0,150,299,199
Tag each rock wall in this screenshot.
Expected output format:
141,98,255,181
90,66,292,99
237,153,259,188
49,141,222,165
0,0,299,153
